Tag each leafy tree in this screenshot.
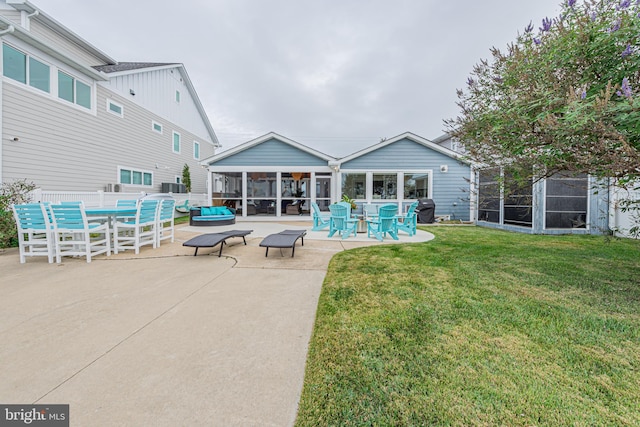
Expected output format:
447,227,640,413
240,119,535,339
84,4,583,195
182,164,192,192
447,0,640,186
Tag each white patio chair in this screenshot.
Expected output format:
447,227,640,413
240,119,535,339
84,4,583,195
113,199,160,254
49,202,111,263
11,203,55,263
157,199,176,245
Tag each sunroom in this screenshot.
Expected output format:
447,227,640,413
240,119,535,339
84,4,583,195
476,168,609,234
201,133,336,218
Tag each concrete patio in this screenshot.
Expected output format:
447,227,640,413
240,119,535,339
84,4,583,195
0,222,434,426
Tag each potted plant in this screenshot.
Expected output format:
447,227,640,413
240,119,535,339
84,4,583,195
341,194,357,210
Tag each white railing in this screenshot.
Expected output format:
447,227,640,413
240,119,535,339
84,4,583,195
28,189,208,209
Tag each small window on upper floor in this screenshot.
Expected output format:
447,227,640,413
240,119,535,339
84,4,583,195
175,90,181,103
172,131,181,153
107,99,123,117
152,121,163,134
193,141,200,160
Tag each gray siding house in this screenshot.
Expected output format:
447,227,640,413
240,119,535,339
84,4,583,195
201,132,473,221
0,0,218,193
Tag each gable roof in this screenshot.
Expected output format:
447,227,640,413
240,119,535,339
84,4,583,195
94,62,219,147
338,131,468,164
201,132,336,165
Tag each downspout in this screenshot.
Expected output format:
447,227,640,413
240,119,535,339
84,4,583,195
0,25,16,185
22,10,39,31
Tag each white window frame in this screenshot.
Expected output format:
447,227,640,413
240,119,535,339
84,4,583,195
172,131,181,154
193,141,200,160
58,70,92,109
107,99,124,117
2,43,51,94
118,166,153,187
152,121,163,134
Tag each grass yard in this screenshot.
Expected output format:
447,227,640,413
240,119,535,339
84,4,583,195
296,227,640,426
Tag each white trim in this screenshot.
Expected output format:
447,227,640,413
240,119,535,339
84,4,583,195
106,98,123,117
117,166,154,187
206,165,333,173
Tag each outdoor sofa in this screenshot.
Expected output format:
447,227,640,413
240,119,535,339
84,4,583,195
189,206,236,226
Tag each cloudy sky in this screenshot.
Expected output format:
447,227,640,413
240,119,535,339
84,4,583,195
38,0,562,156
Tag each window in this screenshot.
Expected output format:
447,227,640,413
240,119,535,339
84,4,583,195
3,43,26,84
404,173,429,199
175,90,181,103
58,71,91,109
342,173,366,199
372,173,397,199
29,57,50,92
503,169,533,228
119,167,152,186
545,172,588,228
76,81,91,108
477,169,500,223
172,132,181,153
193,141,200,159
107,99,123,117
57,71,74,102
152,121,163,134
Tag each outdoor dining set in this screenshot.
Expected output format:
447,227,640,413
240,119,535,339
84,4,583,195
10,198,176,264
311,200,419,241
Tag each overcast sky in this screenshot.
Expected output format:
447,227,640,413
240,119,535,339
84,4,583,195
37,0,562,156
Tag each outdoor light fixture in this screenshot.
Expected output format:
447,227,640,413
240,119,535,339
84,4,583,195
328,161,340,172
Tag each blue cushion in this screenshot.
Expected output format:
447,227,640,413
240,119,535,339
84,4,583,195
211,206,224,215
220,207,232,215
200,207,213,215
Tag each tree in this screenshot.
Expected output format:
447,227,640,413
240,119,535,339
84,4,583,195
182,164,192,192
447,0,640,186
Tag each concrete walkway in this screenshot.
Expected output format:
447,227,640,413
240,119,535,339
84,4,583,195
0,222,434,426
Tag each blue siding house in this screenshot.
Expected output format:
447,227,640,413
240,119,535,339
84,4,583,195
201,132,472,220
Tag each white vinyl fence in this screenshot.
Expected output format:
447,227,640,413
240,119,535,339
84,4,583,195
28,189,208,211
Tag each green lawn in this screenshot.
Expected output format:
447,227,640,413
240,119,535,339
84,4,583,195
296,227,640,426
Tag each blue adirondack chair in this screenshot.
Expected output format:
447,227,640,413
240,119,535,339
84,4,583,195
327,203,357,239
396,201,419,236
311,202,330,231
366,204,399,241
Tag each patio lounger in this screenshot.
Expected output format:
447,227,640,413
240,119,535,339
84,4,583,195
259,229,307,257
182,230,253,257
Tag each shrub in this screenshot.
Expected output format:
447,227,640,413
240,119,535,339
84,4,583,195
0,180,37,248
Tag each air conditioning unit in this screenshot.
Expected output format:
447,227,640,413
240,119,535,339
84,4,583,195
105,183,122,192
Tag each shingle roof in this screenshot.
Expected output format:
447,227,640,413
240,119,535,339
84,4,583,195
93,62,178,73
